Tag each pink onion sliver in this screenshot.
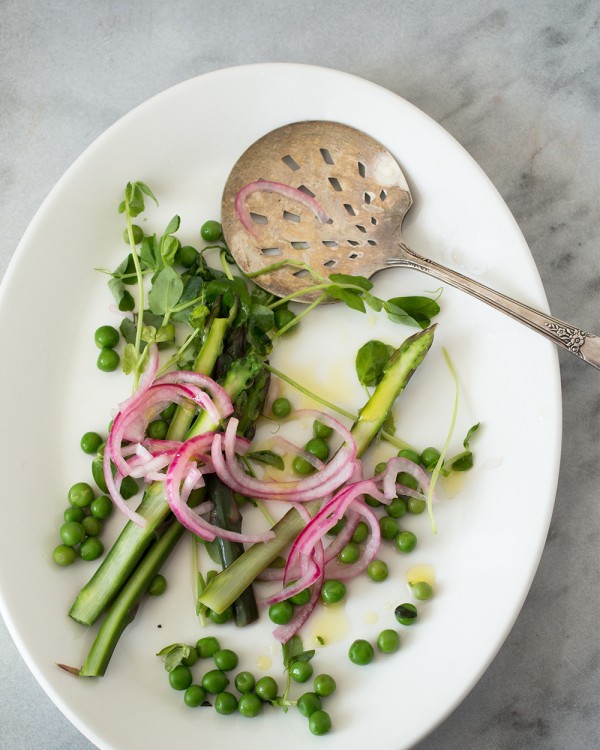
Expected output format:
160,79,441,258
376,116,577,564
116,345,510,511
103,440,147,527
381,456,432,501
323,507,360,564
166,435,275,544
273,542,325,644
154,371,233,421
235,180,330,237
117,343,160,412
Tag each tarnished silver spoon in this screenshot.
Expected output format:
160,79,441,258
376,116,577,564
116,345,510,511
221,120,599,369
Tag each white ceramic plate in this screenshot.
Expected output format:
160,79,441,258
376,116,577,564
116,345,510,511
0,64,561,750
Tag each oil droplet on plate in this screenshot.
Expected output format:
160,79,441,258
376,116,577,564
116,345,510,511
405,564,435,588
256,655,272,671
441,471,467,498
364,611,379,625
306,603,350,647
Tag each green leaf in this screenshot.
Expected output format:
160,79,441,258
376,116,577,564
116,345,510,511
119,318,136,345
140,234,160,271
247,450,284,471
155,324,175,343
355,340,393,387
248,304,274,334
443,423,481,474
385,296,441,329
122,343,138,375
327,284,366,313
163,214,180,236
156,643,191,672
161,235,179,267
108,277,125,307
126,182,145,217
282,635,304,670
291,649,315,663
462,422,480,449
136,181,159,206
141,325,157,342
148,267,184,315
363,292,383,312
189,304,210,330
328,273,373,291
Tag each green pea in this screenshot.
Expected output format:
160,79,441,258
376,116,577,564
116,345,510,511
178,245,198,268
146,419,168,440
97,348,120,372
364,494,382,508
79,537,104,561
313,674,336,697
397,471,419,492
68,482,94,508
63,506,85,524
147,574,167,596
255,675,278,701
272,397,292,418
313,419,333,439
123,224,144,245
120,476,139,500
53,544,77,567
183,647,199,667
407,497,426,515
395,602,418,625
379,516,399,540
296,691,322,718
269,600,294,625
326,517,347,536
273,308,296,332
374,461,388,475
82,516,102,537
238,692,262,718
387,496,408,518
352,521,369,544
377,629,400,654
80,431,102,455
395,530,417,553
320,579,346,605
91,453,108,494
196,636,220,658
215,691,238,715
59,521,85,547
290,660,313,683
94,325,120,349
200,220,223,242
90,495,113,520
161,403,177,421
410,581,434,600
348,639,374,666
184,684,206,707
169,664,193,691
209,606,233,624
289,587,311,606
201,669,229,694
367,559,389,582
292,456,314,475
397,448,421,464
309,709,332,736
305,437,329,461
421,446,441,470
234,671,255,694
213,649,239,671
338,542,360,564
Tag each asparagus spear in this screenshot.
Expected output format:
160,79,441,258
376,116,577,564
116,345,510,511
198,325,436,614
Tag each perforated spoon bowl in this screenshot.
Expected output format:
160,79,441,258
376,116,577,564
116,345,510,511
221,120,599,369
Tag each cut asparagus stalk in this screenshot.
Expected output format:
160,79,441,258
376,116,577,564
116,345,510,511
198,325,436,614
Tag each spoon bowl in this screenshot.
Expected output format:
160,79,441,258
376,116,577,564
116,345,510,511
221,120,599,369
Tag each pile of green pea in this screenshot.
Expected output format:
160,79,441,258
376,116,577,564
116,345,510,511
95,324,121,372
347,603,420,666
163,636,335,736
52,431,115,567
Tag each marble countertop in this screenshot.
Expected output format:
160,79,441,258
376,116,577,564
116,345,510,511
1,1,598,748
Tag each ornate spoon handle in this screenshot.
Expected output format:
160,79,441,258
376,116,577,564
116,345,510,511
387,244,600,370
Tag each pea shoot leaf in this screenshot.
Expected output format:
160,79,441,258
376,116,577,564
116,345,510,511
246,450,285,471
328,273,373,291
148,267,184,315
355,340,393,387
327,284,366,313
140,234,160,271
385,296,441,329
122,343,138,375
189,304,210,329
160,235,179,268
156,643,191,672
119,317,136,345
163,214,180,236
363,291,383,312
282,635,305,670
443,423,481,474
136,181,159,207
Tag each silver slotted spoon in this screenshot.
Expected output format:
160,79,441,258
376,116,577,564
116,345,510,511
221,120,599,369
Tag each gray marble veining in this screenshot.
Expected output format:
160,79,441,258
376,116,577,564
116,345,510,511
1,1,598,748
